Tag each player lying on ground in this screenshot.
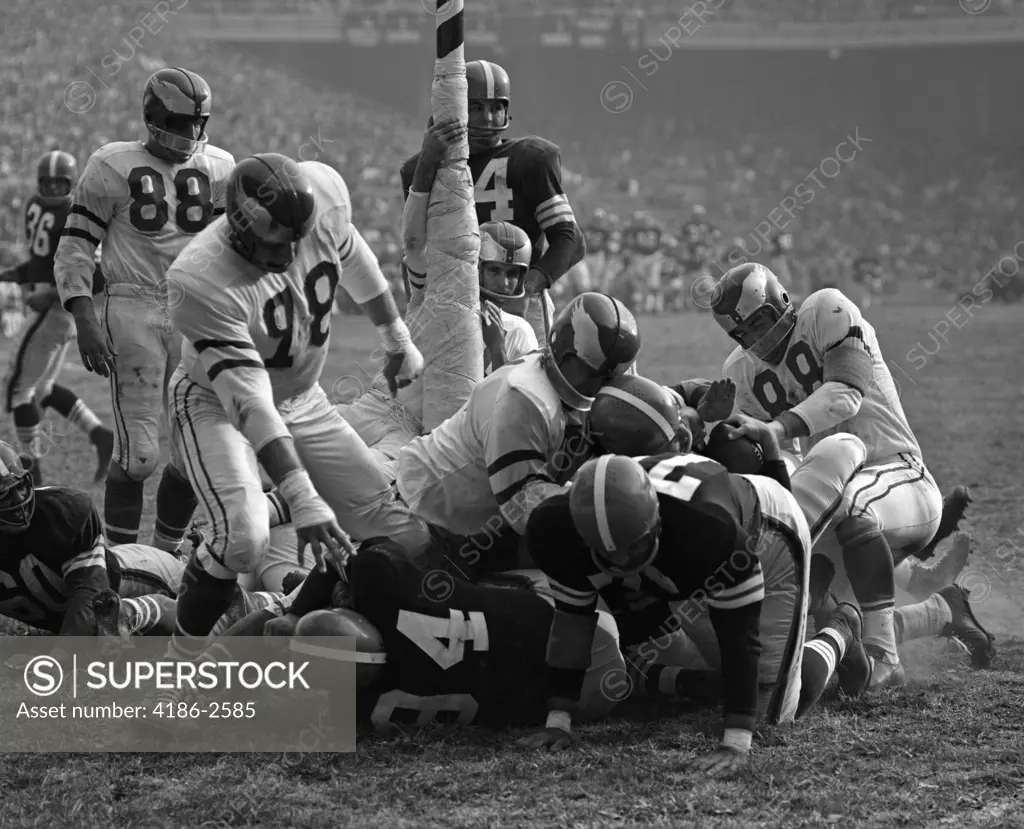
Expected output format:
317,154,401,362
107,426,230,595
587,379,994,671
2,150,113,486
400,60,585,344
163,152,432,674
55,68,236,554
711,263,964,688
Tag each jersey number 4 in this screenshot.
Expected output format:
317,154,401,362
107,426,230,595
371,609,489,727
25,203,56,258
127,166,214,234
475,158,514,223
262,262,339,369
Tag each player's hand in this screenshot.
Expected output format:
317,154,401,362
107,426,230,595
685,745,750,776
421,115,467,165
382,344,424,397
524,268,551,295
74,310,117,377
480,299,506,356
263,612,301,638
295,516,357,576
518,727,573,751
724,412,780,445
696,378,736,423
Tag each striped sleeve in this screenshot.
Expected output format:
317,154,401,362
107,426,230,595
59,504,110,636
525,145,576,231
55,154,120,306
813,290,873,394
485,388,562,534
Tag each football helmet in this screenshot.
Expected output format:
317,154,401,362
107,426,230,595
293,609,386,689
226,154,315,274
142,67,212,164
711,263,796,363
570,455,661,577
466,60,511,144
590,375,691,457
545,292,641,411
35,150,77,206
479,221,530,305
0,441,35,533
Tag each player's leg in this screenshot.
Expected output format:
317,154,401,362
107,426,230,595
100,293,165,543
789,433,867,546
237,525,306,594
335,389,418,482
835,457,942,686
152,323,198,554
166,371,270,661
576,610,628,721
289,385,431,557
110,542,186,598
898,532,972,601
894,582,995,668
38,380,114,484
4,307,65,485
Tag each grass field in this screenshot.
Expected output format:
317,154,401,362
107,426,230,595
0,304,1021,829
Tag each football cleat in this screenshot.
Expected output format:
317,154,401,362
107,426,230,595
864,645,906,690
93,589,131,638
916,485,972,561
905,531,972,601
830,601,872,697
938,583,995,668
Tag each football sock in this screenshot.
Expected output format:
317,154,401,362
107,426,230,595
40,384,102,435
797,627,847,717
838,526,898,663
211,590,285,637
119,595,177,635
165,546,238,662
152,465,198,553
12,403,44,483
104,475,145,544
894,593,952,644
630,663,722,703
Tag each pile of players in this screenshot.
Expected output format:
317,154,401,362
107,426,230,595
0,60,993,775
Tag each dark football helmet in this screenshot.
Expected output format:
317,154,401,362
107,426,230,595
226,154,316,274
711,263,796,363
36,150,77,206
545,292,641,411
590,374,691,457
466,60,511,147
142,67,212,164
479,221,530,305
0,441,35,533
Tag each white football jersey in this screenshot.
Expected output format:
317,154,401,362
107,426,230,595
397,351,574,537
169,161,356,412
56,141,234,300
723,288,920,462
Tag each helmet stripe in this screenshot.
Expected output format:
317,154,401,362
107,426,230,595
481,60,495,98
289,640,387,664
593,455,616,553
599,386,675,443
48,152,58,179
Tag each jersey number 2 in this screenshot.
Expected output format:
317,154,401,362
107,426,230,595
127,166,213,234
262,262,339,369
475,158,514,223
370,609,489,727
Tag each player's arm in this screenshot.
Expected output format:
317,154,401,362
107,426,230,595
58,501,111,636
486,389,566,535
526,143,585,289
521,494,601,746
503,316,539,364
772,291,873,442
55,154,120,313
208,153,236,217
701,509,764,754
337,223,422,396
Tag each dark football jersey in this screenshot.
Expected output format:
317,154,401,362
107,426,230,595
400,136,574,269
527,453,766,731
0,486,111,635
349,550,554,728
22,195,71,285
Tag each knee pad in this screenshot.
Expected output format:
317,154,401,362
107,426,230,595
835,511,883,549
215,518,270,575
791,433,867,542
120,452,160,482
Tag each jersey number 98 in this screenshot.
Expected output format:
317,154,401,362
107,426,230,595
263,262,340,369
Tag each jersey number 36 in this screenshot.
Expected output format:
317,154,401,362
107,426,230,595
371,609,489,727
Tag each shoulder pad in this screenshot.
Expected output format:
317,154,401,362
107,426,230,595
517,135,560,160
196,144,235,165
504,356,562,422
89,141,143,165
34,486,96,531
722,345,751,376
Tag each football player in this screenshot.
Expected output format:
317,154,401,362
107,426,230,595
230,540,625,729
394,291,639,582
54,68,235,555
709,263,950,688
339,216,539,480
399,60,585,343
162,152,430,670
3,151,113,486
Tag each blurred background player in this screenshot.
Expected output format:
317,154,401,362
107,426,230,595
54,68,235,555
399,60,585,344
2,150,112,485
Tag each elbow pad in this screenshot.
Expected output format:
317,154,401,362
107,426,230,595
340,229,390,304
788,381,863,435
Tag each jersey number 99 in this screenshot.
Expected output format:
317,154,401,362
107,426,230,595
127,166,213,234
